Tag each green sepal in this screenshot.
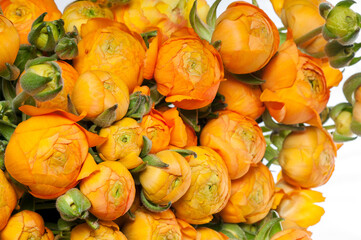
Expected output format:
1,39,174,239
168,149,197,158
126,91,152,122
93,104,118,128
335,0,356,8
351,119,361,136
343,72,361,104
14,45,39,73
349,56,361,66
0,63,20,81
206,0,222,30
141,30,157,49
232,73,265,85
332,131,357,142
220,223,248,240
85,213,99,230
0,120,16,141
142,154,169,168
212,40,221,51
262,110,305,131
330,103,352,120
2,79,16,102
34,84,63,102
254,218,284,240
130,162,148,173
55,37,79,60
57,218,77,232
140,189,171,213
319,2,333,19
179,109,200,132
139,135,152,158
189,0,212,42
31,12,47,28
20,72,52,94
67,95,79,116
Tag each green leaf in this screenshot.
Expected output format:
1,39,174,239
206,0,222,30
189,0,212,42
140,135,152,158
179,109,200,132
142,154,169,168
262,110,305,131
140,190,171,212
0,120,16,141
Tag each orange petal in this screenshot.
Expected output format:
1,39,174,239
77,153,99,181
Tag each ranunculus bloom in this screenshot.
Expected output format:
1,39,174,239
162,108,197,148
71,70,129,123
273,179,325,229
271,0,327,57
97,117,144,169
260,34,329,128
0,210,54,240
0,170,17,231
70,221,127,240
271,228,312,240
279,126,337,188
73,18,146,92
140,109,170,154
200,111,266,179
0,15,19,76
140,150,191,204
196,227,228,240
212,1,279,74
153,34,224,110
220,163,275,224
17,61,79,111
122,208,182,240
172,146,231,224
4,106,105,199
62,1,114,34
177,219,197,240
0,0,61,44
218,73,265,120
80,161,135,220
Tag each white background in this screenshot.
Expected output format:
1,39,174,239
55,0,361,239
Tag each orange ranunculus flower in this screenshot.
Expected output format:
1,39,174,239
73,18,146,93
0,169,17,231
211,1,279,75
97,117,144,169
71,70,129,124
271,0,327,57
219,163,275,224
162,108,197,148
200,111,266,180
122,207,182,240
0,210,54,240
80,161,135,221
218,73,265,120
62,1,114,34
16,61,79,111
153,34,224,110
273,179,325,229
271,228,312,240
260,34,329,128
172,146,231,224
4,106,105,199
0,0,61,44
140,108,170,153
196,227,228,240
139,150,191,205
177,219,197,240
0,15,19,76
279,126,336,188
319,59,343,89
70,221,127,240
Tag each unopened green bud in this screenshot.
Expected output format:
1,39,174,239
325,40,355,68
335,111,353,136
323,0,360,45
20,56,63,102
126,91,151,121
330,103,354,141
28,13,65,52
55,37,78,60
56,188,91,222
13,45,39,73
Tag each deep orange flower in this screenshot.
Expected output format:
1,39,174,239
260,34,329,128
70,221,127,240
4,106,105,199
212,1,279,74
71,70,129,123
139,150,191,204
0,170,17,231
97,117,144,169
220,163,275,224
122,207,182,240
153,34,224,110
0,15,19,76
218,73,265,120
172,146,231,224
279,126,336,188
0,210,54,239
17,61,79,111
73,18,146,92
271,228,312,240
271,0,328,57
0,0,61,44
273,179,325,229
140,108,170,153
200,111,266,179
80,161,135,221
62,1,114,33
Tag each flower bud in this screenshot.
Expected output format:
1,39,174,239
13,45,39,73
323,0,360,45
330,103,355,141
55,36,79,60
56,188,92,222
325,40,355,68
71,221,127,240
28,13,65,52
126,90,152,121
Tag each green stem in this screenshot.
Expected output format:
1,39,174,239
12,91,30,111
324,124,336,130
89,148,103,164
295,26,323,45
